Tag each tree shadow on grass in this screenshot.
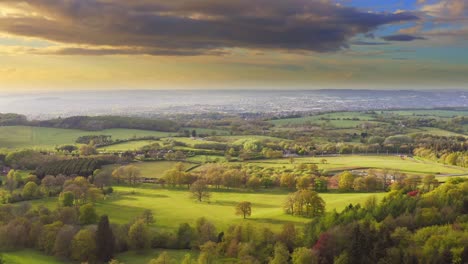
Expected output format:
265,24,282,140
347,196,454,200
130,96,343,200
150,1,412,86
211,200,277,208
247,218,305,226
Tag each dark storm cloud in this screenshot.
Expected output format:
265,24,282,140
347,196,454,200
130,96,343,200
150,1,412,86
0,0,419,55
382,34,426,41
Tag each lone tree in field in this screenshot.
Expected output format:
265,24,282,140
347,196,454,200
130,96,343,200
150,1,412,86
235,201,252,219
190,179,211,202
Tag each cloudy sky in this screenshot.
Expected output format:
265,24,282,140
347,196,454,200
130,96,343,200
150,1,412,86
0,0,467,91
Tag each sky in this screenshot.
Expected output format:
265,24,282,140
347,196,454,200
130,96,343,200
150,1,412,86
0,0,467,91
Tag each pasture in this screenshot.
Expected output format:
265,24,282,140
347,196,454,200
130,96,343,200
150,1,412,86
1,249,63,264
245,155,468,175
98,140,160,152
0,126,174,149
269,112,378,128
28,186,386,231
408,127,467,137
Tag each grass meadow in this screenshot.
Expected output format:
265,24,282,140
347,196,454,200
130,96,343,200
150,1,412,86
0,126,174,149
244,155,468,175
27,186,386,232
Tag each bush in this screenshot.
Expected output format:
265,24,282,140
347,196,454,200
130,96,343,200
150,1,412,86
79,204,98,225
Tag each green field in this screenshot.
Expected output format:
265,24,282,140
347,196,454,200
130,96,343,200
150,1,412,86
1,248,195,264
28,186,386,232
408,127,467,137
0,126,174,149
170,137,223,147
103,161,199,179
98,140,160,152
269,112,377,128
2,249,63,264
216,135,290,145
246,155,468,175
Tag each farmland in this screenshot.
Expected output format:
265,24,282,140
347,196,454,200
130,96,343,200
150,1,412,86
26,186,386,231
243,155,468,175
0,126,174,149
0,108,467,264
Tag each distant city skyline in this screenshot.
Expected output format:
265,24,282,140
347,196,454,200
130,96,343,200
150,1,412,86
0,0,467,91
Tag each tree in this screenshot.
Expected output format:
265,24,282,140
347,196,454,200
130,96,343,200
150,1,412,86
22,181,39,199
41,175,62,196
279,223,297,251
112,165,141,185
195,217,217,246
198,241,218,264
181,254,193,264
140,209,155,224
128,219,150,250
190,179,211,202
57,207,78,225
177,223,195,249
71,229,96,262
79,143,97,156
96,215,115,263
292,247,316,264
53,225,77,258
338,171,355,191
280,173,296,190
270,242,289,264
422,174,437,192
164,163,187,187
79,203,98,225
38,221,64,254
149,251,174,264
246,176,261,190
296,176,311,190
60,191,74,207
404,175,422,190
284,190,325,218
93,169,112,189
235,201,252,219
5,169,19,193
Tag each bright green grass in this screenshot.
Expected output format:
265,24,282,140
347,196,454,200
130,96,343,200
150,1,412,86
269,112,377,127
218,135,289,146
98,140,160,152
272,118,381,129
117,249,198,264
2,249,63,264
169,137,223,147
27,186,385,231
247,155,468,175
409,127,467,137
103,161,198,179
0,126,174,149
186,155,226,163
